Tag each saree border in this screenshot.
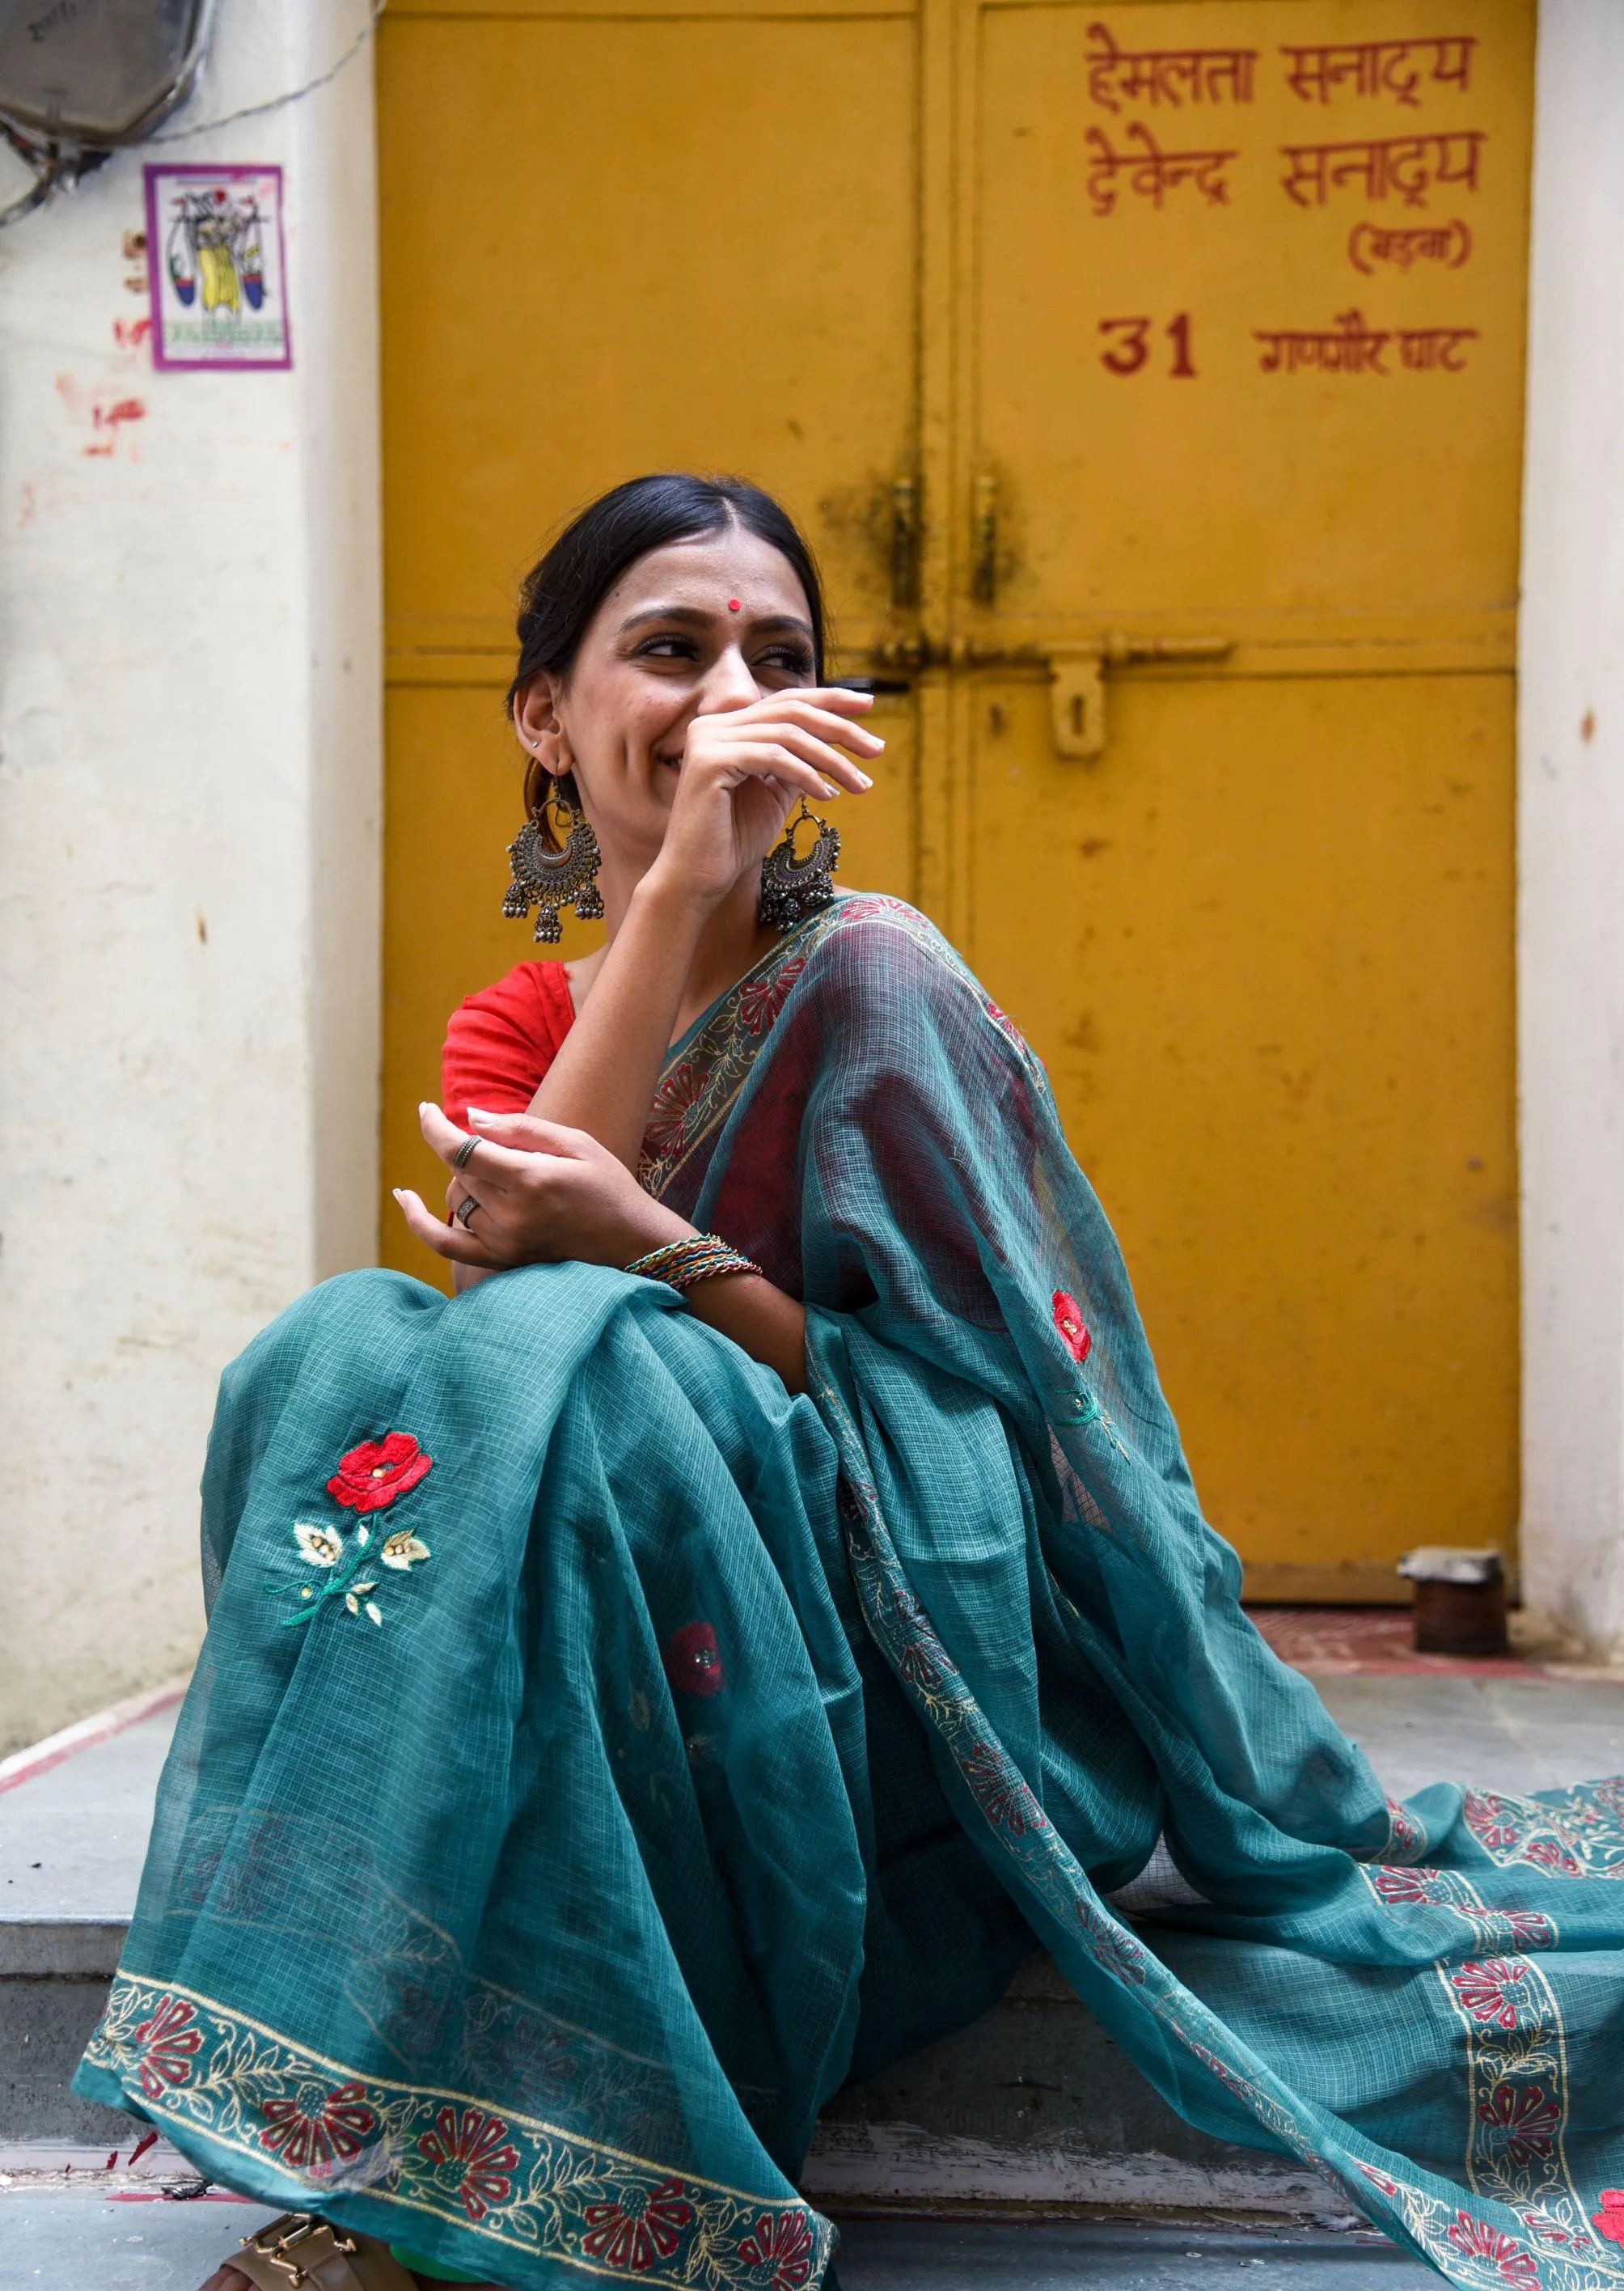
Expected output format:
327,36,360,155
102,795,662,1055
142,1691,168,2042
640,905,844,1201
85,1971,832,2291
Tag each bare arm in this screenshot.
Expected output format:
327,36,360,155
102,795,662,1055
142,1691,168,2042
395,688,879,1392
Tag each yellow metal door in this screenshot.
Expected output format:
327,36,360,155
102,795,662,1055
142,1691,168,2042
378,0,1533,1599
929,0,1532,1597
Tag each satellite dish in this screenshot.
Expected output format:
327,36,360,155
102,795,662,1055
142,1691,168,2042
0,0,215,149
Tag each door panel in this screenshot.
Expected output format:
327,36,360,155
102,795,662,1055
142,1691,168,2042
967,667,1516,1586
378,2,922,1266
945,0,1531,1594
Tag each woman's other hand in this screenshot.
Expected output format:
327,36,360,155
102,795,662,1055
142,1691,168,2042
648,687,880,914
393,1103,691,1273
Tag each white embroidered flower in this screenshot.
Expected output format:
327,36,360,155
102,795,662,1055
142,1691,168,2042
381,1531,430,1572
294,1522,344,1567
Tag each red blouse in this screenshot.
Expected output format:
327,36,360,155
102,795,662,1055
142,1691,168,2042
441,960,576,1129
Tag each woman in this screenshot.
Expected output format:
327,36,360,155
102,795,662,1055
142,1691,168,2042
78,476,1624,2291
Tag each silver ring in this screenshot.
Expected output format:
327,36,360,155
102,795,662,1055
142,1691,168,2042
452,1133,480,1171
455,1195,480,1228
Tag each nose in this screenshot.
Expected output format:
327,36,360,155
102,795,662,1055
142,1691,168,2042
695,642,762,714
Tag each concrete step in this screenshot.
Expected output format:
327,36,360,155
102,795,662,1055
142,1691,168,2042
4,1665,1622,2218
0,2202,1432,2291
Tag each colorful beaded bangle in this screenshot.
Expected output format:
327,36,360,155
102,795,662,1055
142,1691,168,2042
624,1233,764,1293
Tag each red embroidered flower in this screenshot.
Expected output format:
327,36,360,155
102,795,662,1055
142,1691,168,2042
1592,2191,1624,2246
1451,1960,1529,2031
1502,1910,1558,1950
582,2177,694,2271
133,1994,202,2100
1464,1792,1544,1856
662,1622,725,1698
644,1063,704,1162
961,1740,1030,1836
260,2079,377,2169
1384,1797,1426,1858
1080,1904,1150,1987
1358,2163,1400,2197
1526,1836,1582,1875
1478,2081,1560,2169
417,2105,520,2221
1051,1291,1091,1365
327,1431,432,1514
738,958,805,1036
1446,2214,1538,2288
1372,1865,1439,1904
738,2206,815,2290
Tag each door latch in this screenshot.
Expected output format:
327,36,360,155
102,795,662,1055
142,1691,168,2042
869,632,1233,757
1048,634,1233,757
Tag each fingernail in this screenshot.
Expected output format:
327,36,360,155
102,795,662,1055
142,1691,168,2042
855,770,874,788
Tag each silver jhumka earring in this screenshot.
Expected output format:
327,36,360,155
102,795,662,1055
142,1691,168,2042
501,777,604,942
757,798,840,930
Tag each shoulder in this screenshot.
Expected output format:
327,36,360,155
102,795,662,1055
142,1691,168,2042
450,959,573,1036
441,960,574,1122
795,895,1042,1073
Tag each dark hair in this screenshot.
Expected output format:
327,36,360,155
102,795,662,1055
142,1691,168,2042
508,475,827,819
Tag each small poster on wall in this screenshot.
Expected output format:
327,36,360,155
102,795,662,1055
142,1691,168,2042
142,164,292,371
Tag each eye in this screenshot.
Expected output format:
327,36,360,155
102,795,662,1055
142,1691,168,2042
632,633,701,662
755,644,815,678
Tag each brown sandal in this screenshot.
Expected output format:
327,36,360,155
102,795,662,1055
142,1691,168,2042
228,2213,417,2289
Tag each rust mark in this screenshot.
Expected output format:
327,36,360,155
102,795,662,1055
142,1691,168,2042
1580,709,1596,744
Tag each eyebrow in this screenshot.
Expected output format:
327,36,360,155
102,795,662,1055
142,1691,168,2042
619,603,814,639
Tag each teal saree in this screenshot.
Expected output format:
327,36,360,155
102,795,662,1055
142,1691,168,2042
78,896,1624,2291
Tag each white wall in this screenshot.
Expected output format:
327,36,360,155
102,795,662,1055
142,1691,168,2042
0,2,382,1752
1518,0,1624,1660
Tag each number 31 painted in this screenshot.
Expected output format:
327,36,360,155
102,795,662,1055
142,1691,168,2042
1099,314,1196,378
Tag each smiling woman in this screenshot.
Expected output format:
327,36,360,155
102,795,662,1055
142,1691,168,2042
74,476,1624,2291
395,475,880,1394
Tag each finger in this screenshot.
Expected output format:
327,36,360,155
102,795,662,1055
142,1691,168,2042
720,731,874,797
393,1188,505,1268
710,698,883,764
750,697,886,755
465,1107,599,1159
765,685,878,720
416,1101,539,1188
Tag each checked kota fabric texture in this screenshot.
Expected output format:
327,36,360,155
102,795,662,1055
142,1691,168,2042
80,897,1624,2291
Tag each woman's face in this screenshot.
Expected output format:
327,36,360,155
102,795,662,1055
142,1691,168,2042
514,525,817,878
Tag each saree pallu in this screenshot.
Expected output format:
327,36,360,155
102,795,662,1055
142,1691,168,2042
78,895,1624,2291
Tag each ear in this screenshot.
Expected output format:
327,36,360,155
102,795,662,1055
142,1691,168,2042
514,673,573,776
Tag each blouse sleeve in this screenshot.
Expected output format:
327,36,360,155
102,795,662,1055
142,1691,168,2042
441,961,575,1130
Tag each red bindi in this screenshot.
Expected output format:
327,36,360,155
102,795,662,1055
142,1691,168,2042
727,598,742,612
